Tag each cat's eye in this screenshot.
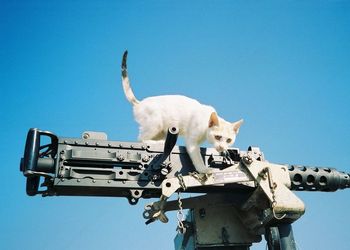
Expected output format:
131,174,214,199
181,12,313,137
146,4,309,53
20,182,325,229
226,138,232,143
215,135,222,141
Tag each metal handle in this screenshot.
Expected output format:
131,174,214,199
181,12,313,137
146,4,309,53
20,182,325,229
21,128,58,196
163,127,179,159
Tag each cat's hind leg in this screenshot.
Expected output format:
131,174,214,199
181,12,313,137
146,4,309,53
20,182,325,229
138,125,166,144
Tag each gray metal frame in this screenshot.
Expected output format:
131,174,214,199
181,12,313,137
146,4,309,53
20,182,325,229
20,128,350,250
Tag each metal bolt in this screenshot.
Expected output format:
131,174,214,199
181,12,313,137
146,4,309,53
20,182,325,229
161,168,169,176
142,155,150,162
107,180,111,183
243,155,253,165
77,179,80,182
199,208,206,218
258,168,268,179
83,133,90,139
117,154,125,161
92,180,96,183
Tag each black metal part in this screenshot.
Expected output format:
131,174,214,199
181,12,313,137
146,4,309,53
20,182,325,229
278,224,297,250
265,227,281,250
288,165,350,191
180,221,194,249
265,224,296,250
21,128,58,196
152,127,179,167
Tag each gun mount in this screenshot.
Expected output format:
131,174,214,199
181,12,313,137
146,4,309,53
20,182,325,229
20,128,350,250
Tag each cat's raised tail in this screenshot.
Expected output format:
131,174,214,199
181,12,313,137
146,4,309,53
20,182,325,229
121,50,140,105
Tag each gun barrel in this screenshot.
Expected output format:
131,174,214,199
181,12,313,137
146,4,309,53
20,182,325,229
288,165,350,191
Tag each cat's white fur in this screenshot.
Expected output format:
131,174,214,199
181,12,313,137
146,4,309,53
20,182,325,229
121,51,243,173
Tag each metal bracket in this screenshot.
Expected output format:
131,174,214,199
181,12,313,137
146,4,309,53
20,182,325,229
241,155,305,227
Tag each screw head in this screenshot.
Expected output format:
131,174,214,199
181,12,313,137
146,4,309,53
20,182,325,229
243,155,253,165
161,168,169,175
142,155,150,162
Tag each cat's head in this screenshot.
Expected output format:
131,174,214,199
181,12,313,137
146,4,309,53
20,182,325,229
206,112,243,153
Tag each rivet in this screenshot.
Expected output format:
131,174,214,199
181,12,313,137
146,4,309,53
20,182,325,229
243,155,253,165
142,155,150,162
161,168,169,175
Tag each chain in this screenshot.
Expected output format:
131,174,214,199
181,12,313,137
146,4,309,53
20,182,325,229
176,190,186,234
264,167,287,220
177,173,187,191
175,174,186,234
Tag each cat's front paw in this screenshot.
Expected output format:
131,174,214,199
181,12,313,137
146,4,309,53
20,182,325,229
196,167,212,175
190,168,213,184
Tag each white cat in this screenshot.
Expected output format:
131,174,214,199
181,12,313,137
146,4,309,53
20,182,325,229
121,51,243,174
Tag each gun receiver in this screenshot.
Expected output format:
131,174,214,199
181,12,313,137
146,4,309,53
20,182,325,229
20,128,350,250
20,128,350,199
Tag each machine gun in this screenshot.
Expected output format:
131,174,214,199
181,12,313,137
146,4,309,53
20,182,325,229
20,128,350,250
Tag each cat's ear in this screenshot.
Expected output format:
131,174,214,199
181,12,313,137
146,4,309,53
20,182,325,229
208,112,219,128
232,119,244,133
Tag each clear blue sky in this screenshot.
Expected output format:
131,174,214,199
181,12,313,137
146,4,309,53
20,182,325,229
1,1,350,249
